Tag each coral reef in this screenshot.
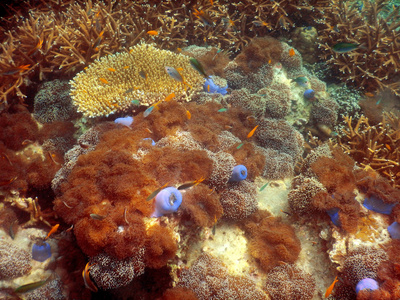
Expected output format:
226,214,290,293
177,252,268,300
0,241,31,279
265,264,316,300
70,43,204,117
315,0,400,95
241,210,301,272
33,80,78,123
336,113,400,188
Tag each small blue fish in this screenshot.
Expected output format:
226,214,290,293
259,182,269,191
293,76,308,87
218,108,228,112
144,105,156,118
131,99,140,105
165,66,192,88
236,143,244,149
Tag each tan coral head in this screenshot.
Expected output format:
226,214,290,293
70,43,204,117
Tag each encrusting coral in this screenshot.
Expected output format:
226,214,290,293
265,264,316,300
70,43,204,117
177,252,268,300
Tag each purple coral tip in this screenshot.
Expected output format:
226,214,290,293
388,222,400,239
32,240,52,262
151,187,182,218
355,278,379,294
229,165,247,182
303,89,315,99
114,116,133,126
203,77,228,95
363,195,397,214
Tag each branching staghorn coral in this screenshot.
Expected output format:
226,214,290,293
315,0,400,95
0,0,330,104
335,113,400,188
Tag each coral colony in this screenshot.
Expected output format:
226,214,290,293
1,0,400,299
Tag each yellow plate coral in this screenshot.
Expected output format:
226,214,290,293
70,43,204,117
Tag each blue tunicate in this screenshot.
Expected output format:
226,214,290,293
356,278,379,294
203,77,228,95
143,138,155,146
32,240,52,262
326,208,341,227
229,165,247,182
151,187,182,218
363,195,397,215
303,89,315,99
388,222,400,239
114,116,133,126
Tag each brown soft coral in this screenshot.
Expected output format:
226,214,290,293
181,184,223,227
145,224,177,269
241,210,301,272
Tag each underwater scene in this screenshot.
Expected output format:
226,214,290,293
1,0,400,299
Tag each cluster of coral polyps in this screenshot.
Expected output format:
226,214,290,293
70,43,204,117
289,143,400,298
51,96,306,294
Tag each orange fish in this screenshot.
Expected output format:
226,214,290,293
193,9,214,26
165,92,175,102
147,30,158,36
2,64,31,76
99,77,108,84
45,224,59,240
0,176,17,186
82,262,98,292
108,67,116,72
289,48,296,57
186,110,191,119
364,92,374,97
207,84,210,92
385,144,391,151
177,177,205,190
124,65,130,69
325,276,338,298
247,125,259,138
252,20,270,28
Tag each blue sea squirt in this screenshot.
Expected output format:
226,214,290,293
32,240,52,262
362,195,397,214
229,165,247,182
151,187,183,217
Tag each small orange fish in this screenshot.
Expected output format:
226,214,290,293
82,262,98,292
0,176,17,186
186,110,191,119
247,125,259,138
2,64,31,75
147,30,158,36
364,92,374,97
289,48,296,57
146,182,169,201
207,84,210,92
268,59,272,64
193,9,214,26
45,224,59,240
177,177,205,190
252,20,270,28
99,77,108,84
385,144,391,151
325,276,338,298
108,67,116,72
124,65,130,69
165,92,175,102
